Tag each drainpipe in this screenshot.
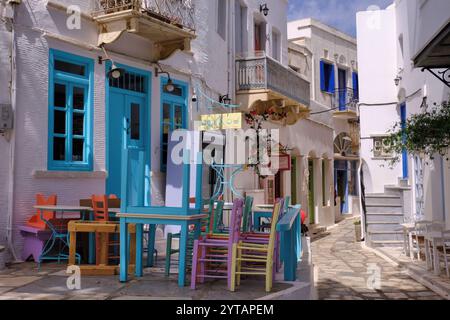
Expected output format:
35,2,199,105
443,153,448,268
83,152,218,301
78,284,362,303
441,156,447,223
5,0,20,262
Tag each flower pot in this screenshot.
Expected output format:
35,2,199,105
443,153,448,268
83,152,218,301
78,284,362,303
354,224,362,242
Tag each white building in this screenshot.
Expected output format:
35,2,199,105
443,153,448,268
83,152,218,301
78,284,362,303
287,19,360,227
357,0,450,247
0,0,307,262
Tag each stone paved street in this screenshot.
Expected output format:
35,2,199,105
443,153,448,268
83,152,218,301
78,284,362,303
312,217,444,300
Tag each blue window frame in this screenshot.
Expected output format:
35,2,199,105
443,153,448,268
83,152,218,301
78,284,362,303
320,61,335,94
48,49,94,171
160,78,188,172
352,72,359,100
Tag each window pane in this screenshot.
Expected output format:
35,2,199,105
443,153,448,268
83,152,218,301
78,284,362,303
73,113,84,136
54,110,66,134
174,106,183,126
54,84,66,108
72,139,84,161
73,87,85,110
162,124,169,144
53,137,66,161
55,60,85,76
130,103,140,140
163,103,170,121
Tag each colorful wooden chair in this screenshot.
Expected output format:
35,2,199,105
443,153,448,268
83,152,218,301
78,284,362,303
27,194,57,230
164,198,214,276
242,196,254,233
91,195,119,265
190,198,244,290
231,198,284,292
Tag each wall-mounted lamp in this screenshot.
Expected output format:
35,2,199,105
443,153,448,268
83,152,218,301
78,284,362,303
98,45,125,79
260,3,269,16
155,66,175,93
394,76,402,86
219,94,232,105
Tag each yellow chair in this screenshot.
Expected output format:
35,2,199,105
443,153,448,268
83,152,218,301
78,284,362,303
230,198,284,293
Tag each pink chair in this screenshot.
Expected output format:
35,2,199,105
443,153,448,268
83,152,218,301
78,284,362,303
190,198,244,290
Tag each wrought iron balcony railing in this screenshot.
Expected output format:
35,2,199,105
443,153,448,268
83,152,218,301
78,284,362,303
93,0,195,32
236,54,310,107
332,88,359,112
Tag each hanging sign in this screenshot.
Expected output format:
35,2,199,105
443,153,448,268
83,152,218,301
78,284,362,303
270,153,291,171
199,113,242,131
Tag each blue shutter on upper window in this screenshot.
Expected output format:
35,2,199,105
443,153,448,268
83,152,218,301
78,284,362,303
352,72,359,99
320,61,326,92
329,65,335,93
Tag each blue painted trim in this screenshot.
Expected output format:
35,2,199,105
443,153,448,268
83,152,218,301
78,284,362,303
48,49,94,171
400,103,408,179
105,61,152,205
159,76,189,172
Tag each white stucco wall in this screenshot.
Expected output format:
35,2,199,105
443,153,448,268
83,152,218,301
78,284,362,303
357,1,450,223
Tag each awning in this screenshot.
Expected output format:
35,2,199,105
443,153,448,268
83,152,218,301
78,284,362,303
413,20,450,88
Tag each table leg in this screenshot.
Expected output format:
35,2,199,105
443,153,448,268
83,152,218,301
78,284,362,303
178,222,189,287
433,240,441,276
135,223,143,277
69,231,77,265
88,211,95,264
146,224,156,267
408,232,414,260
120,219,129,282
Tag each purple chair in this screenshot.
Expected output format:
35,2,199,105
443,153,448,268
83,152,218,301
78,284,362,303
191,198,244,290
19,225,52,262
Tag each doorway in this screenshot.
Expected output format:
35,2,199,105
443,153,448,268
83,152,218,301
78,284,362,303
335,160,349,214
106,65,150,204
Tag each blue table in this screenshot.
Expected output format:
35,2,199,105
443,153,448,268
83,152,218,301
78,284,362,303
117,212,208,287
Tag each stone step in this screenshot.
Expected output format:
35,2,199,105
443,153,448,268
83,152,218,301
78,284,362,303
367,230,404,242
366,223,404,232
365,196,402,206
365,213,404,223
370,240,404,248
365,204,403,214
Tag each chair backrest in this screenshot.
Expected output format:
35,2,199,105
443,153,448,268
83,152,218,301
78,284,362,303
284,196,291,212
268,198,285,251
242,196,254,232
91,195,109,221
27,194,58,229
228,198,244,245
212,200,225,233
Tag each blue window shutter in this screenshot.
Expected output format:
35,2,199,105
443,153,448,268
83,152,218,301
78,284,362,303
320,61,326,92
329,65,335,93
352,72,359,99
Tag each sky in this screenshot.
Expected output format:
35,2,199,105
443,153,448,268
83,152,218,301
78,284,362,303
287,0,393,37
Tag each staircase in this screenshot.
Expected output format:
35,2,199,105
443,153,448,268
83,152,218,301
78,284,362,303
365,183,411,248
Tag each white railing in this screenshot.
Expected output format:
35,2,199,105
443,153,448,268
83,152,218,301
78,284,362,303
93,0,195,31
236,54,310,106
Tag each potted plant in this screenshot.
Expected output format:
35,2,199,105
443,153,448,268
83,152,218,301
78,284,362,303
354,219,362,242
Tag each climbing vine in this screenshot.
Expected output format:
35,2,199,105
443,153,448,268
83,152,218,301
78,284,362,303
384,100,450,166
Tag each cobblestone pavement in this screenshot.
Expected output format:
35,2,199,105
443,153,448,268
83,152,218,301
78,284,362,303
311,217,443,300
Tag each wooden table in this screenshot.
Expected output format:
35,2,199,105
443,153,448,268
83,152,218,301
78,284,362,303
34,205,121,265
117,212,208,287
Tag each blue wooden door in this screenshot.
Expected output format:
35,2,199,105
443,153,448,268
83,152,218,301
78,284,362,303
338,69,347,111
107,92,146,200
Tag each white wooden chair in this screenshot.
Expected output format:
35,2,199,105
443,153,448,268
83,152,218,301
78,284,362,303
437,230,450,278
411,220,432,261
424,221,445,271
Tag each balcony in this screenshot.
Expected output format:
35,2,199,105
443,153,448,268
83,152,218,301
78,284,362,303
332,88,359,120
236,53,310,125
92,0,196,61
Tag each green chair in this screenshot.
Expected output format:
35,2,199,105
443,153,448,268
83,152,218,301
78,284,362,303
242,196,254,232
165,199,216,276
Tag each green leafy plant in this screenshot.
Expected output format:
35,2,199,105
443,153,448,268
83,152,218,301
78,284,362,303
384,100,450,166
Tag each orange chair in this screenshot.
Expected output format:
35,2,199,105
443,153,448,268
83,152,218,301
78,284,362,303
91,195,119,265
27,194,57,230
